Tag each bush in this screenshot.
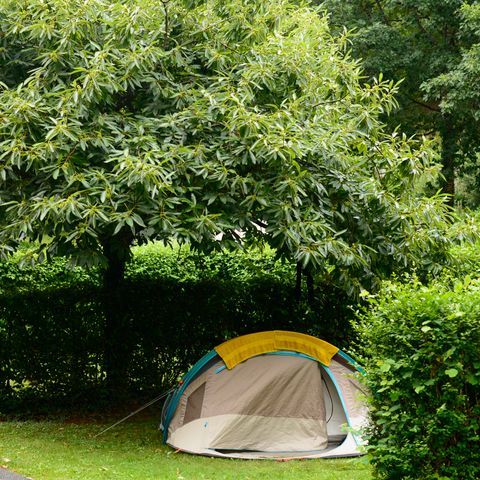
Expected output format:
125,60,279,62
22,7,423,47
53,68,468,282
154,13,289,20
357,278,480,480
0,245,354,413
0,255,99,295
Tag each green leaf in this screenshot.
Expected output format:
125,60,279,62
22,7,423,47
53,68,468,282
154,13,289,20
466,374,478,385
379,362,392,373
445,368,458,378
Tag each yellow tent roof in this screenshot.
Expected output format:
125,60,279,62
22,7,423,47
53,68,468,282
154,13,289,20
214,330,339,370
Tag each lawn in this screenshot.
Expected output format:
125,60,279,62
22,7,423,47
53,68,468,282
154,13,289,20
0,419,372,480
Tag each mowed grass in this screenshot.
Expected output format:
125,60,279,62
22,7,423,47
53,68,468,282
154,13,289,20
0,419,372,480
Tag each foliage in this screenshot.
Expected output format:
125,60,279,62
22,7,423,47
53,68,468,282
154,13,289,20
455,169,480,209
0,253,98,295
425,3,480,204
0,0,453,295
356,278,480,480
324,0,480,201
442,242,480,282
0,245,353,411
0,420,372,480
127,242,295,283
424,211,480,281
0,242,293,293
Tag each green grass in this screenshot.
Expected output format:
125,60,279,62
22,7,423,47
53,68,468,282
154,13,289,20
0,419,372,480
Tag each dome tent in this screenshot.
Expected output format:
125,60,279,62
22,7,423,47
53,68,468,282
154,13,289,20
161,331,367,459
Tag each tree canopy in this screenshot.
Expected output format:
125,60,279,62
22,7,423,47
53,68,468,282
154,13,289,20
0,0,451,294
324,0,480,202
426,3,480,198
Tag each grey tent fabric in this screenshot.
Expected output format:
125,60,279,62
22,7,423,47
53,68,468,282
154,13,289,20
200,355,328,451
203,355,326,418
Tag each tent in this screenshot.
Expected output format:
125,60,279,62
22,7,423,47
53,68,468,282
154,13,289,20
160,330,367,459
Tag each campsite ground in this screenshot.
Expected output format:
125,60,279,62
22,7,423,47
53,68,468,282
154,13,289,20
0,419,372,480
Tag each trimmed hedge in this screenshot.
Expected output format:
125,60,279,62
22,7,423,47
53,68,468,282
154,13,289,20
0,245,353,412
357,278,480,480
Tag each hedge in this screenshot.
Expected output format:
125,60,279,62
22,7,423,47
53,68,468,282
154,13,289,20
0,245,353,412
357,278,480,480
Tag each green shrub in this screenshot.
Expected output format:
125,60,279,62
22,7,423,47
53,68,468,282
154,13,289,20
0,256,99,295
445,242,480,280
0,245,353,412
357,278,480,480
127,243,295,283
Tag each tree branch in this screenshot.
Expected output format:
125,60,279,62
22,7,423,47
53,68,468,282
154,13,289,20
231,230,243,243
161,0,169,49
311,93,348,109
409,97,441,112
251,218,268,230
63,141,79,164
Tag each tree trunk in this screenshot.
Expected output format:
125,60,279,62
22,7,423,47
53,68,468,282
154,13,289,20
295,263,315,304
101,232,133,393
295,262,302,302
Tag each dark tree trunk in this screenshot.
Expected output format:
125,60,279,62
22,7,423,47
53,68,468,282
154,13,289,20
101,232,133,393
295,263,315,304
295,262,302,302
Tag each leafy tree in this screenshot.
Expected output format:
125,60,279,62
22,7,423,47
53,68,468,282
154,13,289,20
427,3,480,200
0,0,451,386
324,0,480,203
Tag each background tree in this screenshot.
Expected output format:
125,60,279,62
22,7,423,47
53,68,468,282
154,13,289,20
323,0,480,204
0,0,452,387
426,3,480,203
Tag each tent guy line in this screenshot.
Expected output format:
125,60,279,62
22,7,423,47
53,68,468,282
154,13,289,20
94,388,175,438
